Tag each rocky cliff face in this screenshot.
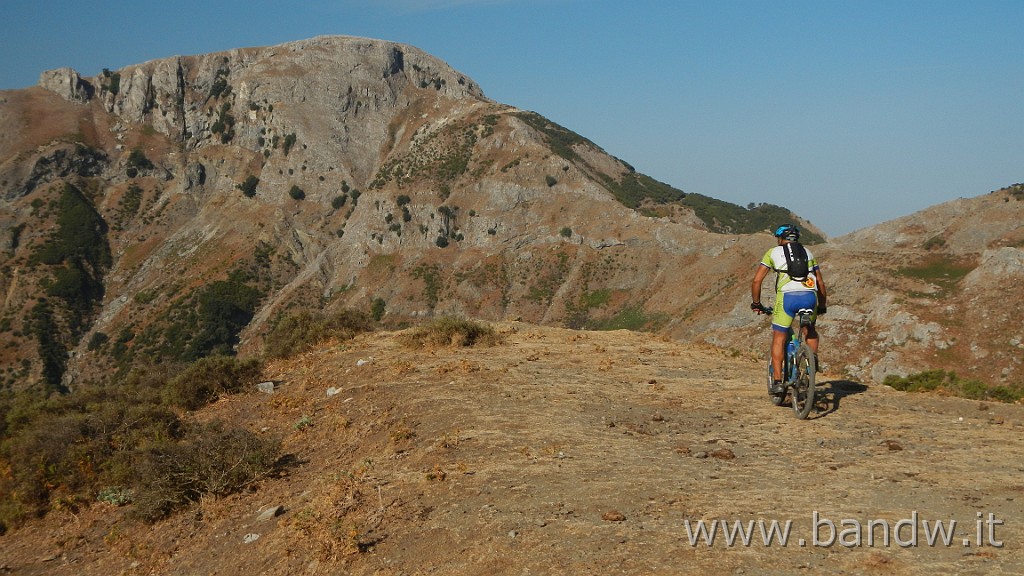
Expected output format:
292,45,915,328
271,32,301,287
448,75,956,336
0,36,1021,394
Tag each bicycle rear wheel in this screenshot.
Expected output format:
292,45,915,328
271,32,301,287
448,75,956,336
790,344,816,419
766,352,786,406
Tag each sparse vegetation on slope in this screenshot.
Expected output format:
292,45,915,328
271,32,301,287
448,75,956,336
1005,183,1024,200
884,369,1024,403
0,303,383,531
512,110,593,164
369,118,482,190
596,170,685,208
0,358,279,530
896,255,976,298
26,183,111,390
680,194,826,242
511,111,818,237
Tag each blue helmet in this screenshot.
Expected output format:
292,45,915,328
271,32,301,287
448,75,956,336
774,224,800,241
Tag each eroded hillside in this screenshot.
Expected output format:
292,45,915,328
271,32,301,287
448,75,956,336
0,36,824,395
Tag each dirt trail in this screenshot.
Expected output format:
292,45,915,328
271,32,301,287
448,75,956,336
3,323,1023,575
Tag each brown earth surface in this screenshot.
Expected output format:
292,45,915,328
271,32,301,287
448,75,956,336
2,323,1023,575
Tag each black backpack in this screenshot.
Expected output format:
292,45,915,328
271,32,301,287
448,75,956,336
781,242,810,281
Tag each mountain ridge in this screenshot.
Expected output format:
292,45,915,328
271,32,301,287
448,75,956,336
0,34,1020,394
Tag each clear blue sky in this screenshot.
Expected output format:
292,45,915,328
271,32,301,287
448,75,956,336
2,0,1022,236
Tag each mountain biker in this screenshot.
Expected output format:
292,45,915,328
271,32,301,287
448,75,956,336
750,225,828,394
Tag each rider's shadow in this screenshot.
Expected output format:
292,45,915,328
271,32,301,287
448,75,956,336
813,380,869,418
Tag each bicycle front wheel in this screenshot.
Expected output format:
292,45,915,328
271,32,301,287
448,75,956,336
791,344,816,419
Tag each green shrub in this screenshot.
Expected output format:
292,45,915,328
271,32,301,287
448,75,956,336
400,317,501,348
545,175,557,187
97,486,133,506
163,356,263,410
411,263,442,309
127,149,154,171
102,69,121,95
513,111,590,163
283,133,297,156
28,301,66,392
587,304,669,332
185,274,263,360
883,370,1024,403
263,309,373,360
0,387,182,527
331,195,347,209
371,298,386,321
288,185,305,200
0,346,280,528
30,183,111,270
560,227,572,238
1008,183,1024,201
238,175,259,198
208,70,230,100
87,331,109,351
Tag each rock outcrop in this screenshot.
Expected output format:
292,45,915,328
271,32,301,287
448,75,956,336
37,67,94,102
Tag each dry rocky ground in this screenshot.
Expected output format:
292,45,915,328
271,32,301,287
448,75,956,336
2,322,1023,575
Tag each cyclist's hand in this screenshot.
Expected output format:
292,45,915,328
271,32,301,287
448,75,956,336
751,302,764,314
817,305,827,316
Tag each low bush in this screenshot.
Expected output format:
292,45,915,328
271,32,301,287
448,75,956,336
238,176,259,198
263,309,374,360
130,421,280,522
0,386,182,527
0,360,279,529
370,298,386,322
400,317,501,348
163,355,262,410
883,370,1024,403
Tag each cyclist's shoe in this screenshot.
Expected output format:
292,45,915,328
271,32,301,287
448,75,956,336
770,380,784,394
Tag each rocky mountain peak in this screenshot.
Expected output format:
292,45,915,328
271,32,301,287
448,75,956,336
0,35,1020,396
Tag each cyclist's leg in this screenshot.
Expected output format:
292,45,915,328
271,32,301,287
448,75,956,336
770,292,790,381
805,322,819,353
770,330,786,381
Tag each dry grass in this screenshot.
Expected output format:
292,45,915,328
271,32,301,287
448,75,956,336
285,462,385,560
399,316,502,348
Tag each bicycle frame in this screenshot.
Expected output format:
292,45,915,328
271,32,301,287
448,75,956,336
785,311,814,379
758,305,817,419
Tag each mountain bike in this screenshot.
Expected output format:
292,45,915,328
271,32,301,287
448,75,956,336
754,305,817,419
